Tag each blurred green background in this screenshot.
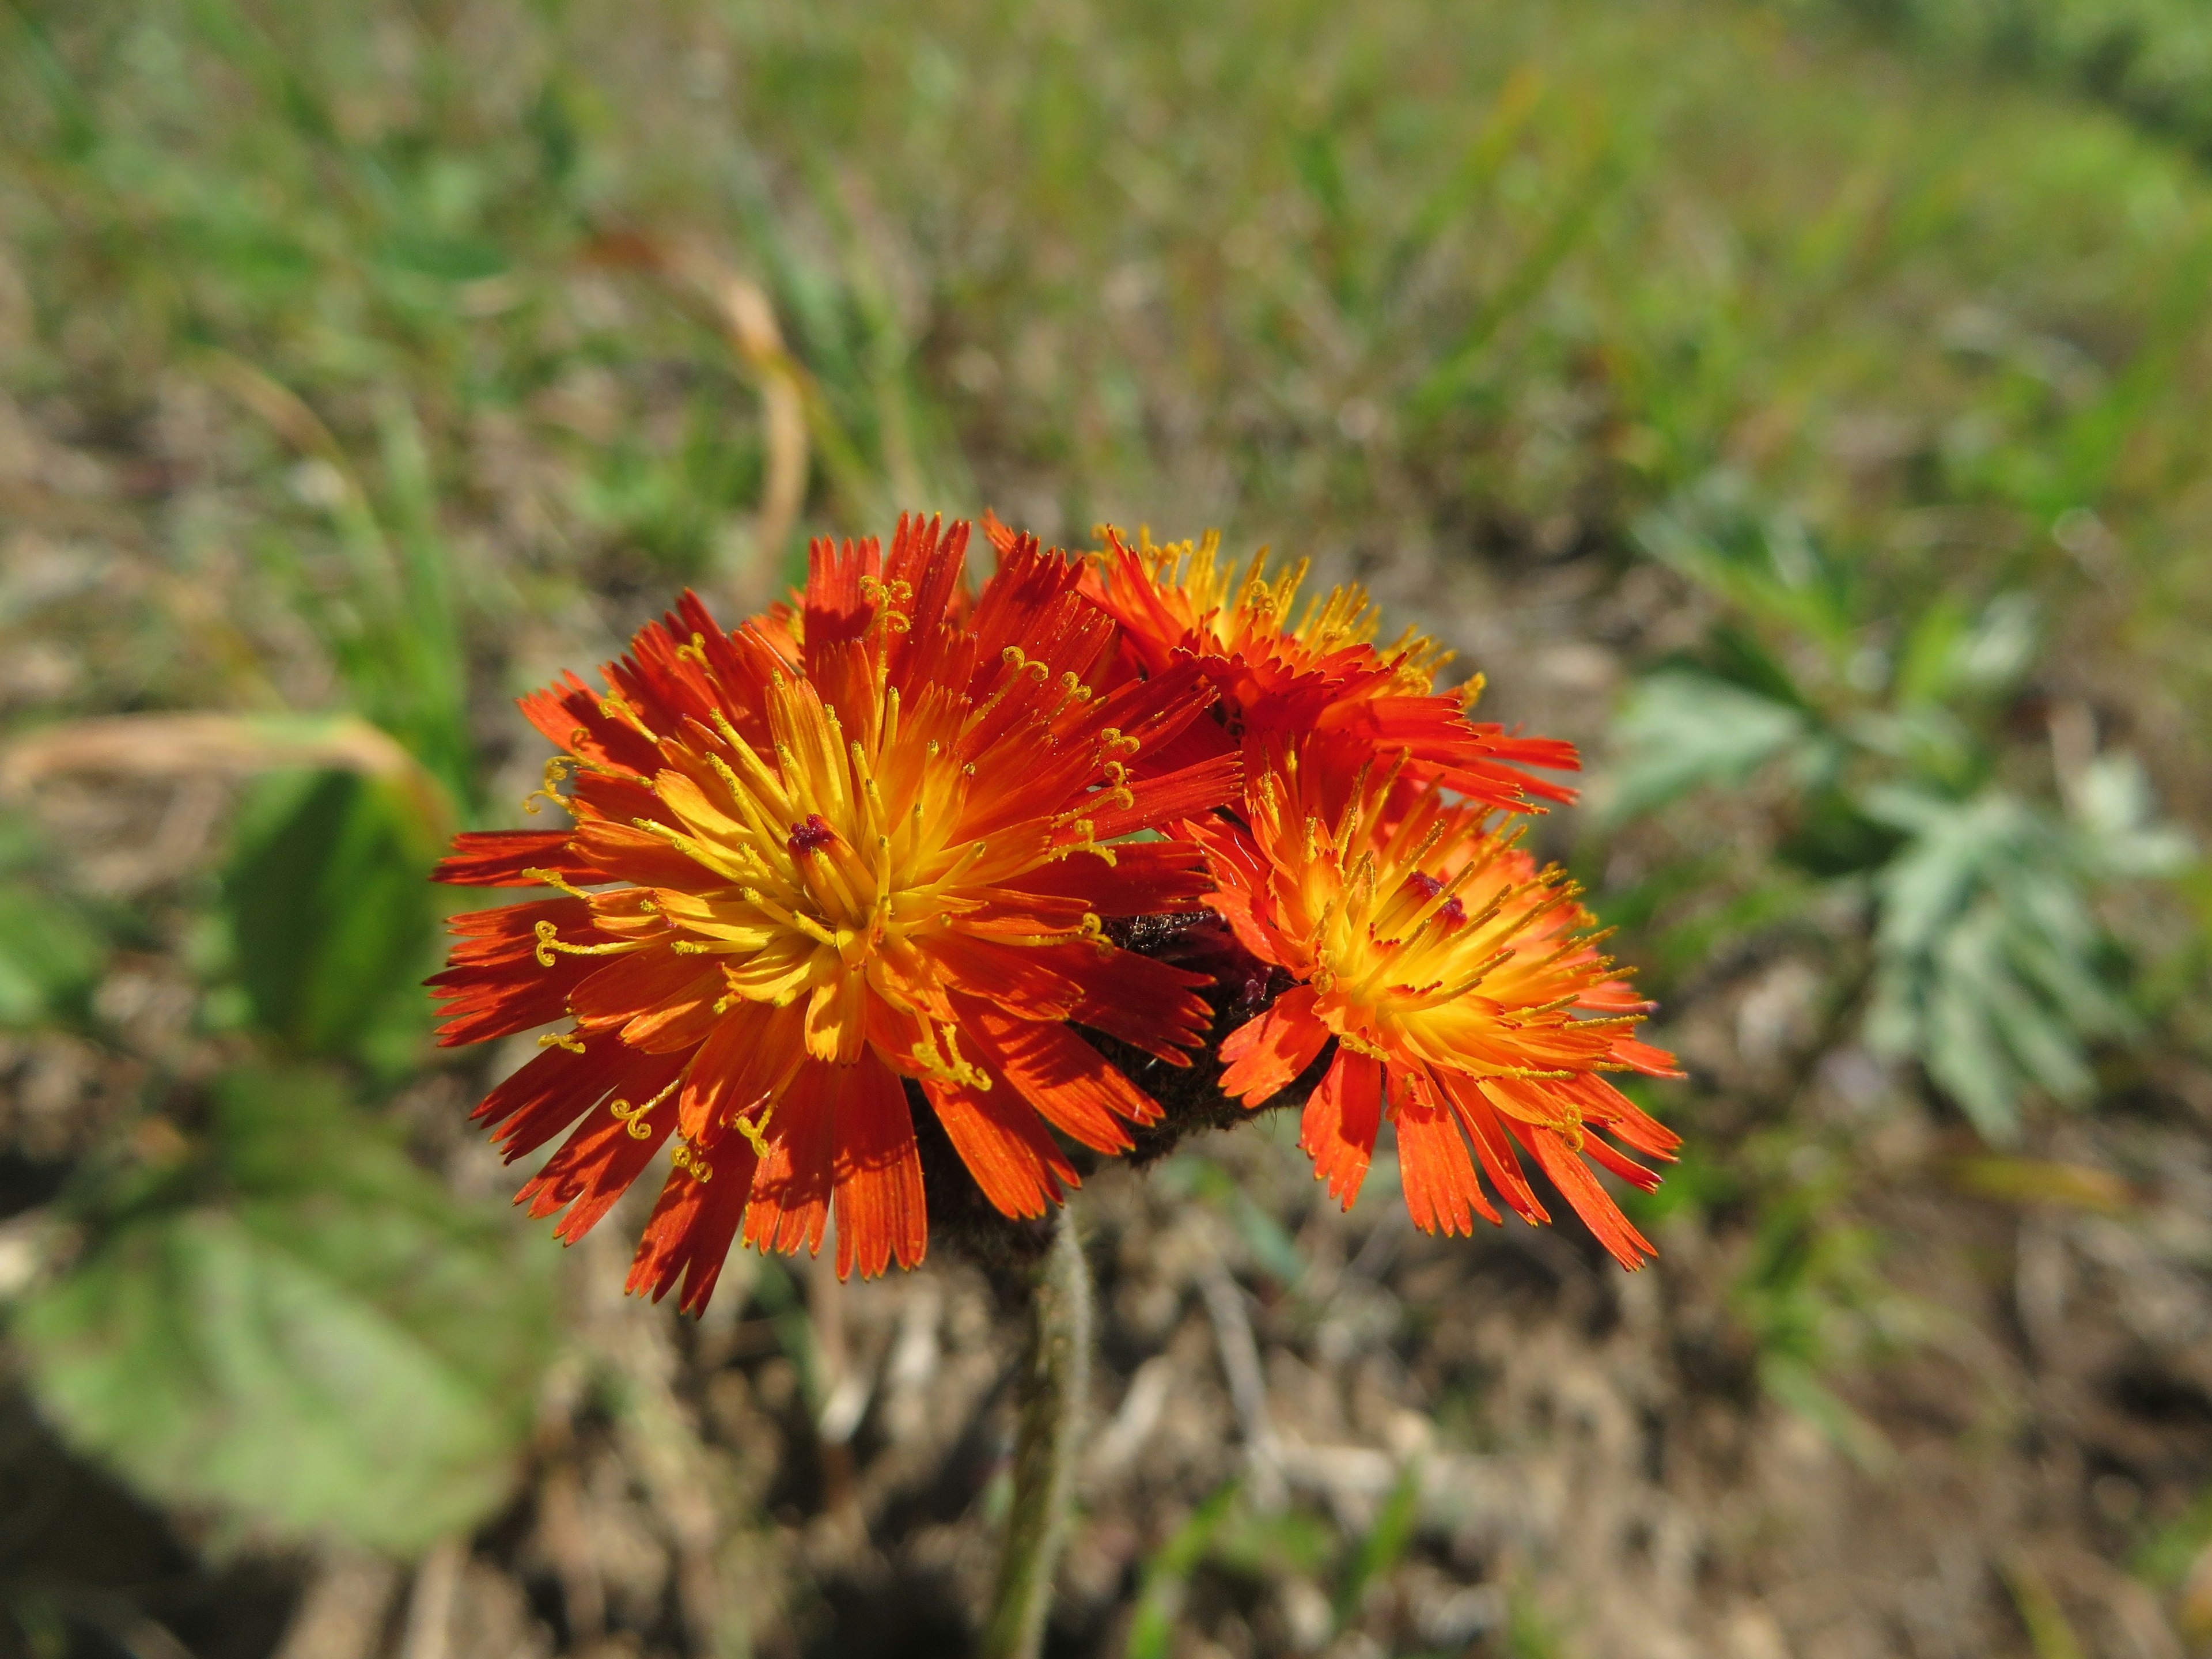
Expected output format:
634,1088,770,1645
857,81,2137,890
5,1,2212,1656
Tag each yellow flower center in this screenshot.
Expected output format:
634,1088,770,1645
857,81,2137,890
1255,755,1592,1072
628,660,1114,1075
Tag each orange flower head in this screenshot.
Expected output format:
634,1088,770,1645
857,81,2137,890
431,516,1238,1309
1071,523,1581,812
1187,740,1683,1269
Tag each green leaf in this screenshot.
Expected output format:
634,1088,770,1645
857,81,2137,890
376,232,509,284
1598,671,1808,823
1126,1480,1243,1659
1950,594,2040,696
221,768,442,1064
1891,591,2040,709
1334,1465,1421,1628
1706,622,1813,711
13,1067,555,1555
1631,476,1858,655
1918,903,2036,1138
2069,752,2196,878
0,880,105,1027
1776,787,1905,878
1865,787,2150,1140
1890,594,1971,707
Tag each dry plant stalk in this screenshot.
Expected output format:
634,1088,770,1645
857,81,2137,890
0,711,453,841
585,230,810,609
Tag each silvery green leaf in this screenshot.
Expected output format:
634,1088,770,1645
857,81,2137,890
1867,791,2024,955
2068,752,2196,878
1919,914,2024,1141
1598,671,1808,824
1951,593,2040,693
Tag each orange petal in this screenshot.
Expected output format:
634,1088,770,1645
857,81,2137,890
571,820,721,888
805,969,869,1065
473,1034,627,1150
627,1131,763,1312
1392,1066,1499,1234
743,1062,838,1258
801,532,884,668
1581,1130,1663,1195
518,669,661,778
1038,943,1214,1063
1001,839,1214,915
434,831,607,888
515,1049,688,1234
921,1071,1077,1221
1300,1047,1382,1207
1219,986,1329,1106
677,1000,806,1141
926,931,1084,1017
1609,1036,1685,1078
1510,1121,1658,1271
960,1002,1160,1153
1430,1068,1550,1226
831,1055,927,1279
1086,755,1241,840
571,947,722,1051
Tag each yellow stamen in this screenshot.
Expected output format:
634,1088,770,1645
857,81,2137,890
522,755,581,816
522,867,593,901
609,1075,680,1141
533,919,645,967
599,695,661,744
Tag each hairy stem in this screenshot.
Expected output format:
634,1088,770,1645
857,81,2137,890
980,1207,1092,1659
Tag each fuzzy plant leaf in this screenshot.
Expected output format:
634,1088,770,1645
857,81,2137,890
1861,787,2138,1140
1599,670,1809,824
13,1066,556,1555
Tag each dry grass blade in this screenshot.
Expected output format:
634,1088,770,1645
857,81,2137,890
270,1551,399,1659
1194,1245,1286,1510
588,230,810,609
398,1539,465,1659
0,713,454,842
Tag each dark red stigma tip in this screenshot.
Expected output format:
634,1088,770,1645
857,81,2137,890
787,813,837,855
1406,871,1464,927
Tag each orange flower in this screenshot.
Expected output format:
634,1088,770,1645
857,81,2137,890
430,517,1237,1308
1187,740,1682,1269
1069,524,1580,812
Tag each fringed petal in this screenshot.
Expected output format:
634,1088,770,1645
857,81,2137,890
742,1060,838,1259
1300,1046,1382,1207
1219,986,1330,1106
921,1070,1077,1220
434,831,607,888
831,1054,928,1278
626,1129,762,1313
960,1002,1161,1154
1393,1066,1499,1234
1509,1119,1658,1271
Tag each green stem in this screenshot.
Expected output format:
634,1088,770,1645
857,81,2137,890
980,1209,1092,1659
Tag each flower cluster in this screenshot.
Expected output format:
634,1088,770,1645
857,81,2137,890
433,514,1677,1308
